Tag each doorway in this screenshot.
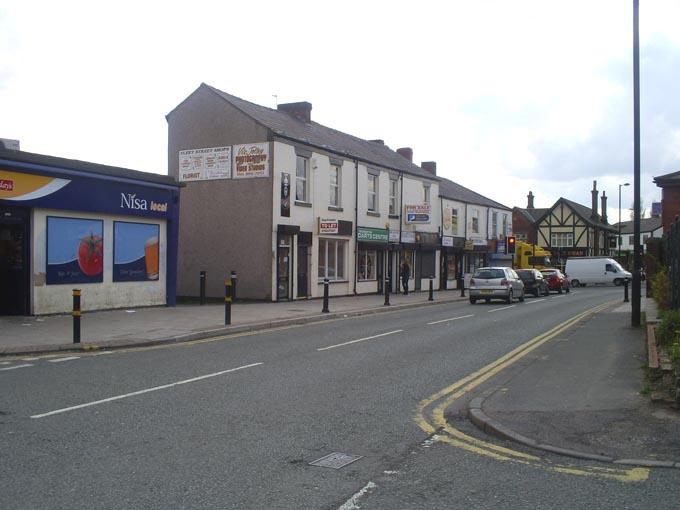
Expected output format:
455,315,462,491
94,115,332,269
297,244,309,298
0,207,30,315
277,237,291,301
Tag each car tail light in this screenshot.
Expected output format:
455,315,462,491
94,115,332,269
500,278,508,286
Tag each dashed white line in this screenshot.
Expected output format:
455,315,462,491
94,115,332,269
0,364,33,371
525,299,546,305
317,330,403,351
338,481,377,510
30,362,263,419
48,356,81,363
488,305,515,313
427,314,474,325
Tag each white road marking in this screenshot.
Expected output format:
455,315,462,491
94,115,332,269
48,356,80,363
525,299,546,305
21,357,41,361
0,361,11,365
488,305,515,313
317,330,403,351
0,364,33,371
551,295,567,299
427,314,474,325
338,481,377,510
30,362,263,419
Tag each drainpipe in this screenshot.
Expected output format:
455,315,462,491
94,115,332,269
354,159,359,295
399,171,404,277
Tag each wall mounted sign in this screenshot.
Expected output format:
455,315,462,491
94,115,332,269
318,217,339,234
113,222,160,282
401,231,416,243
47,216,104,285
280,172,290,217
233,143,269,178
442,236,454,247
404,203,431,224
179,146,232,182
357,227,388,243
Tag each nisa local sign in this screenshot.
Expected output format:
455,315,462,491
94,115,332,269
120,193,168,213
405,203,431,224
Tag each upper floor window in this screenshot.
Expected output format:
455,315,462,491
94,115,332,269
502,214,508,238
296,156,308,202
368,173,378,212
451,208,459,235
423,184,430,204
491,212,498,238
551,232,574,247
471,209,479,233
389,178,398,215
329,165,340,207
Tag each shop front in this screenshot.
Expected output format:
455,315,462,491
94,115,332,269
441,235,465,289
0,150,180,315
356,226,389,294
415,231,439,290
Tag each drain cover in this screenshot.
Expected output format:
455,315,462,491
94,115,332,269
309,452,363,469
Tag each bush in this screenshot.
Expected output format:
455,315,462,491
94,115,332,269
650,267,671,310
655,309,680,346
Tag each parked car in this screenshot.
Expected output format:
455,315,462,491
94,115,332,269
565,257,632,287
516,269,550,297
540,268,570,294
469,267,525,304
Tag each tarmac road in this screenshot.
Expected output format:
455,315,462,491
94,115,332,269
1,287,678,509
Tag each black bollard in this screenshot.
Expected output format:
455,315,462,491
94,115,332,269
225,278,232,325
72,288,81,344
459,276,465,297
624,279,629,303
322,278,330,313
230,270,238,303
428,277,434,301
384,276,391,306
200,271,206,305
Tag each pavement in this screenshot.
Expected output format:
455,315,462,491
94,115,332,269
2,287,678,469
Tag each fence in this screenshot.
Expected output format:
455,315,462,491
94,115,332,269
668,217,680,310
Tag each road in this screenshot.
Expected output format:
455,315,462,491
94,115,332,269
1,287,677,509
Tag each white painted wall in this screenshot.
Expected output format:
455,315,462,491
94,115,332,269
32,208,167,314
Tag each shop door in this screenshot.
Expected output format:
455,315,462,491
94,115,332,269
277,245,291,301
297,245,309,298
0,209,29,315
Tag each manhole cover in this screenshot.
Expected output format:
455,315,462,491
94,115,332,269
309,452,363,469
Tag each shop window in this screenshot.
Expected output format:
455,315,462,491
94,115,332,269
358,250,377,281
318,238,346,281
296,155,309,202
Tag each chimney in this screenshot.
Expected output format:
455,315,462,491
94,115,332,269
600,192,608,224
591,180,599,219
369,139,384,145
277,101,312,123
527,191,535,209
421,161,437,176
397,147,413,162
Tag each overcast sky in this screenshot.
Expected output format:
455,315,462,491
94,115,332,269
2,0,678,222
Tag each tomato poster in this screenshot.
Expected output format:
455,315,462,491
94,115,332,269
46,217,104,284
113,222,160,282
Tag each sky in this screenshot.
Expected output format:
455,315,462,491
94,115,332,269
1,0,679,223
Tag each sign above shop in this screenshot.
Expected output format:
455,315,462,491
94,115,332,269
179,146,232,182
401,231,416,244
404,203,431,224
357,226,388,243
318,217,339,234
442,236,453,247
233,143,269,179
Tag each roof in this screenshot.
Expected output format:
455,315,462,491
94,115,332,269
613,217,662,234
0,148,180,187
196,84,438,182
438,177,510,210
514,207,549,223
529,197,616,232
654,170,680,186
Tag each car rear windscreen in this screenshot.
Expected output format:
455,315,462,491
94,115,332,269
475,269,505,279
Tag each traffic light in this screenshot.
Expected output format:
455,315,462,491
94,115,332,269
506,236,516,254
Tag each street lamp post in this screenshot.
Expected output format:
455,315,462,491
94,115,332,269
618,182,630,259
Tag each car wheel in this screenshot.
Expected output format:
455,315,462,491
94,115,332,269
571,279,580,287
558,287,563,294
506,290,513,304
469,297,476,304
519,291,525,302
613,278,623,286
534,289,539,297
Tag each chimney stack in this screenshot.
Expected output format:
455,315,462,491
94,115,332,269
396,147,413,162
591,180,599,219
277,101,312,123
421,161,437,176
527,191,535,209
600,191,608,224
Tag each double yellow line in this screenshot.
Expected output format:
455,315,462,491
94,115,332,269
414,301,650,483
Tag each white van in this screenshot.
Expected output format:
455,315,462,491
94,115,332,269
565,257,632,287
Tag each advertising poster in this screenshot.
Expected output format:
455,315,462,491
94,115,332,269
113,222,160,282
281,172,290,217
233,143,269,178
178,146,232,182
47,217,104,284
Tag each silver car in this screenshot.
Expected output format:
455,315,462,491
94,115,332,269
469,267,525,304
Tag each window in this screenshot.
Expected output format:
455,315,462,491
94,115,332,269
296,156,308,202
491,212,498,239
502,214,508,238
551,232,574,247
318,239,346,281
358,250,377,280
368,174,378,212
628,235,635,244
451,208,459,235
329,165,340,207
471,209,479,233
643,234,649,242
389,178,398,215
423,184,430,204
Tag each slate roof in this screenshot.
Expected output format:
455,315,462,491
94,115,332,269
536,198,616,232
613,217,662,234
0,147,180,187
438,177,510,210
515,207,549,223
654,170,680,185
199,84,438,182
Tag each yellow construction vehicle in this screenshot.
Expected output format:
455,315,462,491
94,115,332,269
514,241,552,269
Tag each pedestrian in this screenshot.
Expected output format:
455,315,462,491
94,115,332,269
400,260,410,295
